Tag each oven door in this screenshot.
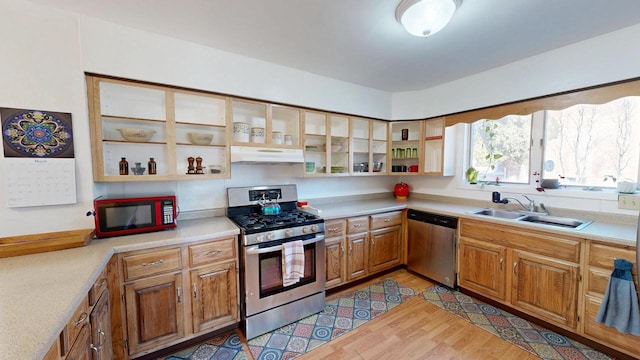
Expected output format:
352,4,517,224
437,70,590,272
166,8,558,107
243,234,325,316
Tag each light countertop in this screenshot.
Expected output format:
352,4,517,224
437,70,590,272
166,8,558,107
2,197,636,359
0,217,239,360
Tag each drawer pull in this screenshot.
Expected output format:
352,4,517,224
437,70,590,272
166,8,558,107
384,218,391,222
499,258,504,271
142,259,164,267
97,277,108,287
328,227,340,232
353,224,363,228
193,283,198,298
205,250,221,256
73,312,87,327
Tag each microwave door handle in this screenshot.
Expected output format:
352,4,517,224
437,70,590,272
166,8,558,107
245,235,325,255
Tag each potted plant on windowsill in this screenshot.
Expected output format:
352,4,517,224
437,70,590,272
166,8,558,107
465,166,478,184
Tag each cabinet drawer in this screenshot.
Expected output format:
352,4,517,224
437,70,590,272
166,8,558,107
122,248,182,281
370,211,402,230
60,294,89,356
89,264,109,306
586,267,611,295
325,219,346,237
460,219,581,263
347,217,369,234
189,238,236,267
589,242,636,269
583,295,640,357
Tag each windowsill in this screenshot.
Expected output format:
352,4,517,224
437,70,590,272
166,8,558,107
459,182,626,201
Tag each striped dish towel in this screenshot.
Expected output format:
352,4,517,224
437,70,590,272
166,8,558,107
282,240,304,287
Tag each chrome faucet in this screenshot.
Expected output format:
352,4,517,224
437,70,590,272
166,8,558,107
492,192,542,213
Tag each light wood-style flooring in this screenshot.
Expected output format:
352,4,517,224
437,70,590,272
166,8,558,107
288,269,540,360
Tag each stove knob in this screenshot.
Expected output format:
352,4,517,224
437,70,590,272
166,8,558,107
255,235,263,242
285,229,293,237
302,227,309,234
266,233,274,240
311,225,318,232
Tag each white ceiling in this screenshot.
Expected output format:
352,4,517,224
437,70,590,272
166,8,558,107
26,0,640,92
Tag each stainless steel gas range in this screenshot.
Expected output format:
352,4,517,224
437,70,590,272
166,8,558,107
227,184,326,340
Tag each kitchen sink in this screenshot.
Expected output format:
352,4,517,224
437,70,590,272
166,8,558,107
467,208,593,230
466,208,526,219
518,215,593,230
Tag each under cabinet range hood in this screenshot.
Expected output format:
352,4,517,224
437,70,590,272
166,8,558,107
230,146,305,164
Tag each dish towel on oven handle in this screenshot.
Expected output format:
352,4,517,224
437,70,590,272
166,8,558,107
282,240,304,287
595,258,640,335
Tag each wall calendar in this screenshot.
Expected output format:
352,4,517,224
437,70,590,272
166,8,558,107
1,108,77,207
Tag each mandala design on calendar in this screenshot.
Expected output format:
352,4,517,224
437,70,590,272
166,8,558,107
1,108,74,158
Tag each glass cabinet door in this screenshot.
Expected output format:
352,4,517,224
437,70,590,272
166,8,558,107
271,105,301,147
351,118,370,174
231,99,266,145
371,120,388,174
329,115,349,176
303,111,327,175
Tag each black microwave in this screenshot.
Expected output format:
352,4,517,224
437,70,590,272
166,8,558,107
93,195,177,238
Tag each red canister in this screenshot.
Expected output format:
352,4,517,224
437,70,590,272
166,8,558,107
394,182,410,199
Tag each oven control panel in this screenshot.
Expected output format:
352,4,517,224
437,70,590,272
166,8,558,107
242,223,325,246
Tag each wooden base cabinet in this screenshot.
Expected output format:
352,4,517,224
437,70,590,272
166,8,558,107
117,237,239,359
581,241,640,359
458,237,507,300
124,273,185,355
325,229,346,289
324,211,403,290
190,260,238,333
458,219,581,331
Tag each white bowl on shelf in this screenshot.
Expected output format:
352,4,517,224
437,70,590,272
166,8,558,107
187,132,213,145
116,128,156,142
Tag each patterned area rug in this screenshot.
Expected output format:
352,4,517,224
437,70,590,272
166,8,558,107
163,278,416,360
164,330,248,360
422,285,613,360
247,278,416,360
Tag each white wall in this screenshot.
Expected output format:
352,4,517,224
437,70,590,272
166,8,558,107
78,18,392,120
0,0,96,236
391,23,640,120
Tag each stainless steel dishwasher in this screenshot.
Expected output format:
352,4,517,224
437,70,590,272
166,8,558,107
407,209,458,288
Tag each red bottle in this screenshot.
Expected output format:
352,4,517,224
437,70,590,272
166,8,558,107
394,182,410,199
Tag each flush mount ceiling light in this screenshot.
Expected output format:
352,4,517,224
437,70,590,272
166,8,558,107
395,0,463,37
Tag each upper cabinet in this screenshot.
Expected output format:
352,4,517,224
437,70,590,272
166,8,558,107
303,111,350,176
422,117,454,176
86,75,230,181
230,99,301,147
390,121,422,175
351,118,388,175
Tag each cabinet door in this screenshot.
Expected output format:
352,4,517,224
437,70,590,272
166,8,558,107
458,237,507,300
369,226,401,273
190,260,239,333
65,324,91,360
511,250,579,329
90,290,112,360
124,273,184,355
325,236,346,289
347,233,368,281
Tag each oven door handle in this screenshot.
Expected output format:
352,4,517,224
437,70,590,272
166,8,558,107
245,235,325,255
